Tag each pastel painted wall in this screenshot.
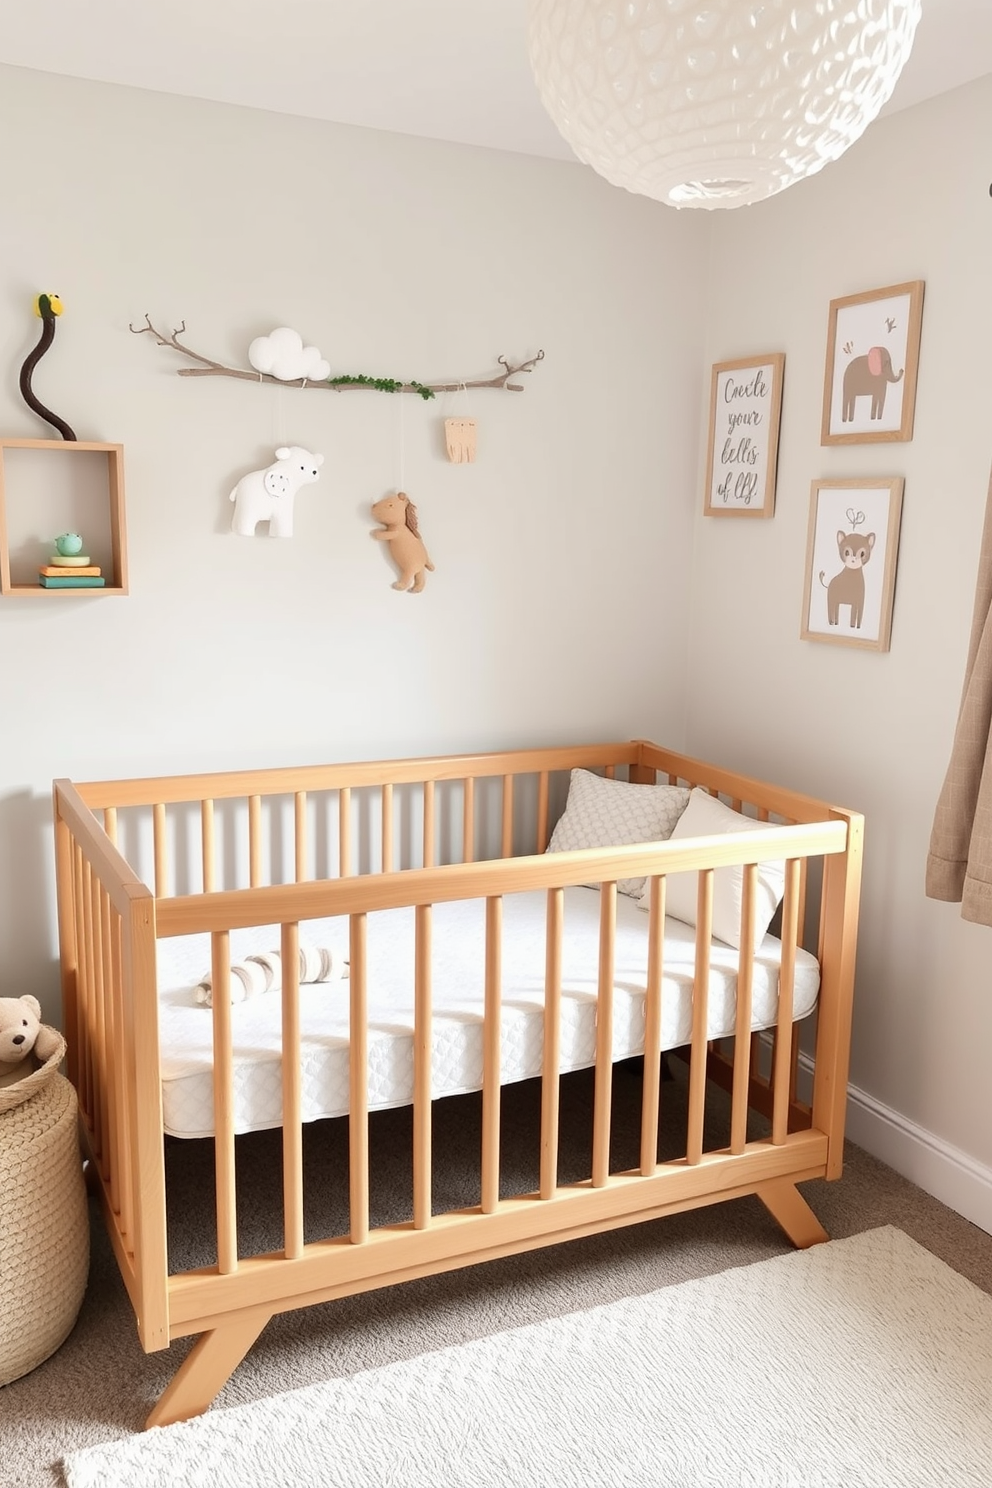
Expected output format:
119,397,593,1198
691,75,992,1221
0,65,708,1015
5,57,992,1228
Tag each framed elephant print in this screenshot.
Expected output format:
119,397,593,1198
821,280,924,444
800,477,904,651
703,352,785,517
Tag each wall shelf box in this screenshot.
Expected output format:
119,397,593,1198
0,438,128,596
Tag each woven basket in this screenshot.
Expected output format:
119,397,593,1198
0,1031,90,1386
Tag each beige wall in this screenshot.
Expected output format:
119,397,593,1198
692,75,992,1196
4,58,992,1222
0,64,708,1013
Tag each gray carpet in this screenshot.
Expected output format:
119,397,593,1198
4,1061,992,1488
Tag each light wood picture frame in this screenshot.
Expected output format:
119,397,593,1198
801,478,903,651
821,280,924,445
703,352,785,518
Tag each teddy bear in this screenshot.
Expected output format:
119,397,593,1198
0,995,62,1089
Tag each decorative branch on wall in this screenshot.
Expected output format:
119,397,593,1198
130,316,545,397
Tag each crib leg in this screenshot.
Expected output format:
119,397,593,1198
145,1313,271,1430
755,1179,829,1249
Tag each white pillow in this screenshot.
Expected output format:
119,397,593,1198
640,787,786,952
546,769,690,898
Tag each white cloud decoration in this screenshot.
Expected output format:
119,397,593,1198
247,327,331,383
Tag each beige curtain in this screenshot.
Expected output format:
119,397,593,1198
927,464,992,925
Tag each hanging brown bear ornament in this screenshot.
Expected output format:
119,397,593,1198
370,492,435,593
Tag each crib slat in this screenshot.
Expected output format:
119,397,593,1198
77,851,94,1140
201,799,215,892
90,868,109,1179
382,782,394,873
99,887,120,1207
103,806,117,845
211,930,238,1274
281,921,304,1260
423,779,435,869
98,888,115,1196
481,896,502,1213
778,813,808,942
248,795,262,887
339,787,352,877
797,857,808,945
639,874,666,1176
540,888,563,1200
592,882,617,1188
462,777,475,864
294,792,307,882
153,802,167,898
413,905,433,1230
70,845,86,1122
111,911,134,1245
730,864,758,1154
687,869,714,1165
53,811,79,1096
349,913,369,1243
772,859,800,1144
501,775,514,858
536,771,550,855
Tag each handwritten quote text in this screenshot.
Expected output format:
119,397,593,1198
706,359,781,514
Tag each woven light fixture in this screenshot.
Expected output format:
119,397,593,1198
527,0,922,209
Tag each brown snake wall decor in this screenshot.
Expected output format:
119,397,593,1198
19,294,77,441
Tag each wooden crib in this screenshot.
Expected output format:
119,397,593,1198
52,739,862,1429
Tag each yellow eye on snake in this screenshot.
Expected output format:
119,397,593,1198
33,293,64,318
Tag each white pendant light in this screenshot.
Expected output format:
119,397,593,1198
528,0,922,209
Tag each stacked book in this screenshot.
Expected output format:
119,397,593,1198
39,551,106,589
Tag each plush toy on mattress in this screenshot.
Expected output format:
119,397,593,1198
0,995,62,1088
195,942,348,1007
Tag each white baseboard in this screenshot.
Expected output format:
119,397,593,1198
843,1079,992,1236
783,1044,992,1235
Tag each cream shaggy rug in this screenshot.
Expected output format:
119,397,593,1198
62,1226,992,1488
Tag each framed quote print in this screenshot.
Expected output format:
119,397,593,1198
800,477,904,651
703,352,785,518
821,280,924,445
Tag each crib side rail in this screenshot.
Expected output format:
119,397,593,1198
72,741,644,809
71,742,652,901
72,740,847,910
160,815,848,1302
152,820,847,936
634,739,842,825
52,780,170,1353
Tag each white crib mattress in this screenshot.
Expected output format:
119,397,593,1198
156,886,820,1139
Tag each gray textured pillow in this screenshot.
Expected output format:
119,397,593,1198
546,769,690,897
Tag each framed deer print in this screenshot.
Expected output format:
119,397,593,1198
703,352,785,517
821,280,924,444
801,478,904,651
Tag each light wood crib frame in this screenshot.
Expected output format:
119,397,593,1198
52,739,862,1430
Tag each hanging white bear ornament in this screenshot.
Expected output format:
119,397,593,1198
247,327,331,384
229,446,324,537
